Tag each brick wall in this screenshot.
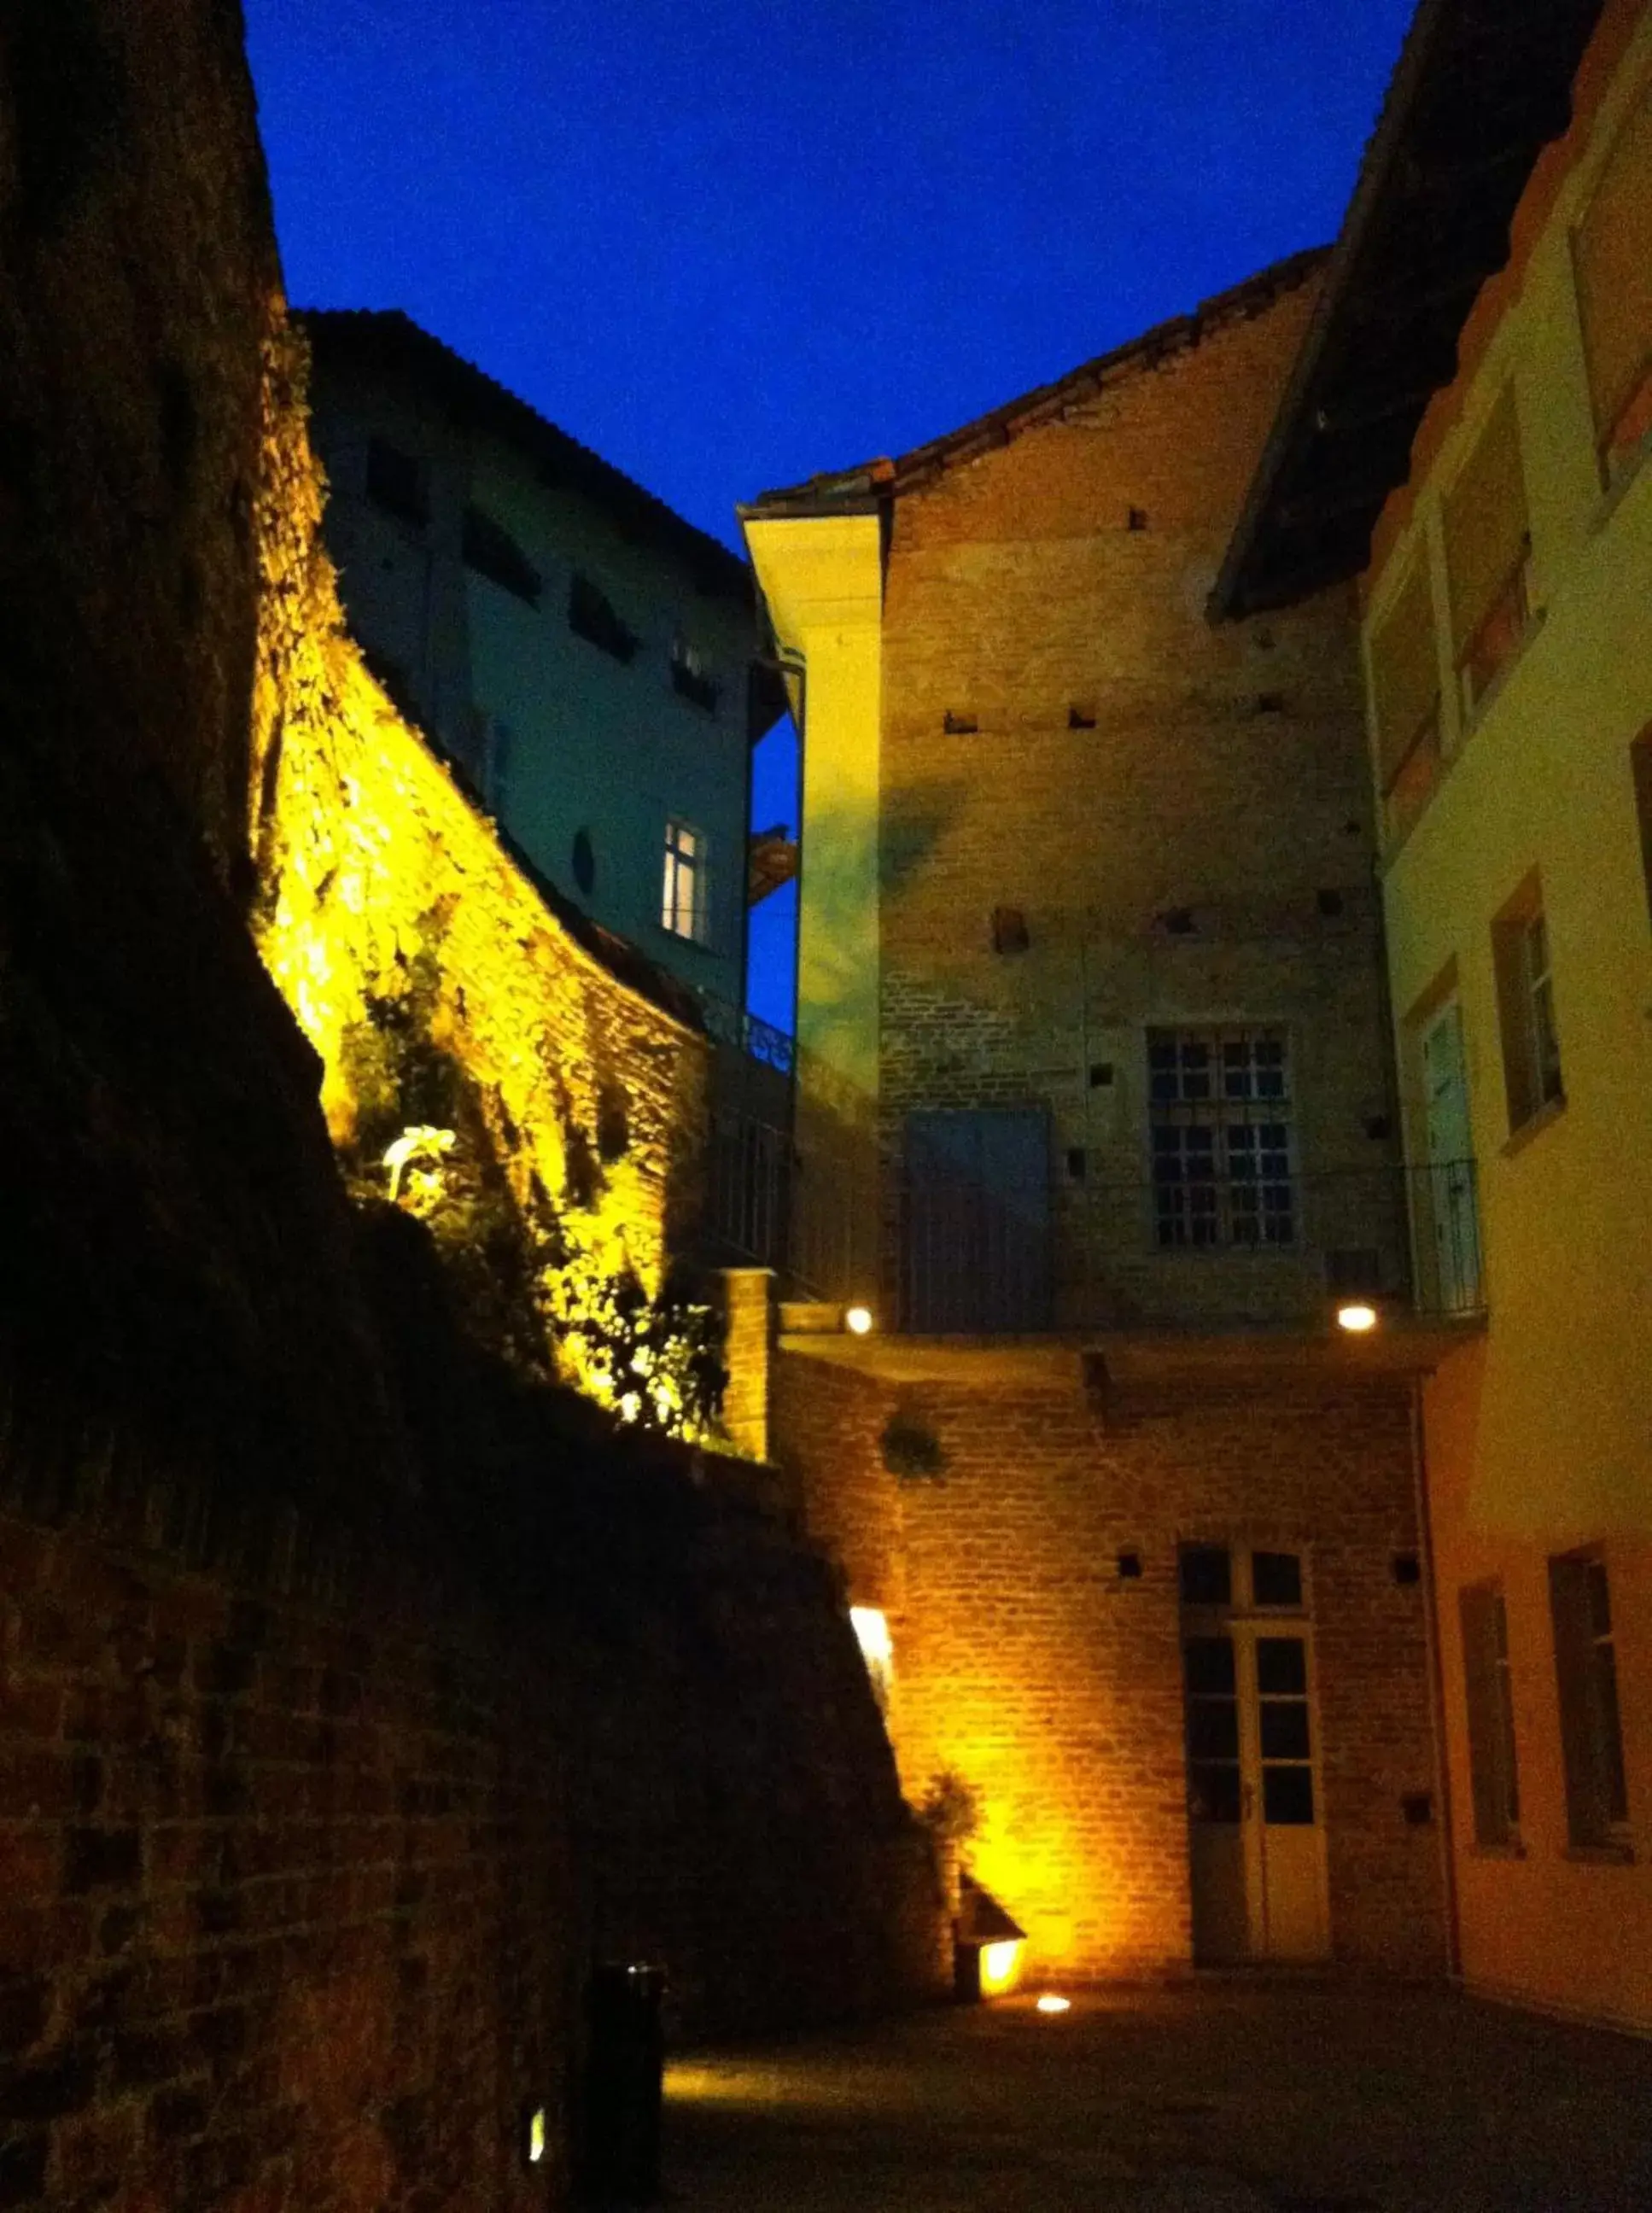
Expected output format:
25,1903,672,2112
773,1346,1447,1982
873,266,1402,1326
0,1368,570,2213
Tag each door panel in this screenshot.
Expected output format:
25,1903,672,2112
904,1110,1050,1332
1186,1633,1252,1962
1184,1615,1328,1964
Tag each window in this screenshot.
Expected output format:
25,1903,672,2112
1573,71,1652,482
1632,726,1652,934
1459,1583,1521,1848
1369,555,1442,838
1549,1553,1630,1849
662,819,709,943
1148,1027,1293,1250
452,709,512,811
1444,390,1532,715
569,575,639,663
365,437,428,527
670,637,719,713
1491,878,1563,1133
461,505,541,605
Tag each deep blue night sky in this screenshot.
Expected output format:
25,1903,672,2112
244,0,1416,1027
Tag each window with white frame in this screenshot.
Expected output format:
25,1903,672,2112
1148,1027,1293,1250
662,819,710,943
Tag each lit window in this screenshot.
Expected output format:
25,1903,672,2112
1572,72,1652,482
1491,879,1563,1133
1444,390,1532,716
1459,1583,1521,1848
1549,1553,1630,1850
1148,1027,1293,1250
662,819,709,943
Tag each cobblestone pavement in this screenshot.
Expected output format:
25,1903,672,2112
662,1983,1652,2211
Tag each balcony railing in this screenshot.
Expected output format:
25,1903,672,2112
696,990,795,1076
709,1131,1485,1334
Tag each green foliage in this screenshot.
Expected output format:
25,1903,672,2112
335,927,726,1441
881,1412,948,1481
917,1769,981,1848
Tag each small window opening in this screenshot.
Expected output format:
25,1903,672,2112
1127,505,1148,531
1316,888,1345,917
1392,1553,1421,1586
1253,692,1287,715
1089,1062,1114,1089
1117,1552,1143,1580
990,906,1029,955
1363,1113,1392,1141
1159,907,1196,937
671,637,719,713
1065,1147,1087,1181
1068,704,1097,730
365,437,428,526
569,575,639,663
943,709,978,735
461,505,541,605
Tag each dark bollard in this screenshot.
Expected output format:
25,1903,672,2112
582,1962,665,2207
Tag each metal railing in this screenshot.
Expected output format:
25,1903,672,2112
695,990,795,1076
707,1130,1486,1334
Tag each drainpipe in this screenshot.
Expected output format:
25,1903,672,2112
1412,1375,1462,1981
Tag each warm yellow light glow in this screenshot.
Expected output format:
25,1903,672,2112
844,1304,874,1335
526,2107,546,2165
1035,1993,1071,2015
1336,1301,1379,1334
979,1938,1024,1994
849,1605,894,1712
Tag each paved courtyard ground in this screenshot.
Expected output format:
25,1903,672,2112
663,1982,1652,2210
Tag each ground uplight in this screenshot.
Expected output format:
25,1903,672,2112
1035,1993,1071,2015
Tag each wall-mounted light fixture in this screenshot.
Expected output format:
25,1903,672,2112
849,1605,894,1712
522,2102,547,2169
1335,1301,1379,1334
1035,1993,1071,2015
844,1304,874,1336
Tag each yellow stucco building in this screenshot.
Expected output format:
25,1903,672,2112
1220,0,1652,2030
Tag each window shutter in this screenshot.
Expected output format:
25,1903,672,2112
1458,1585,1504,1846
1371,560,1440,790
1444,391,1528,660
1548,1556,1602,1845
1573,75,1652,455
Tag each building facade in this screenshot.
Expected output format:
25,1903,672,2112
741,261,1451,1983
1217,0,1652,2031
302,310,785,1019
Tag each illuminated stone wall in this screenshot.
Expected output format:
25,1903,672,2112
773,1348,1447,1982
249,327,715,1413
